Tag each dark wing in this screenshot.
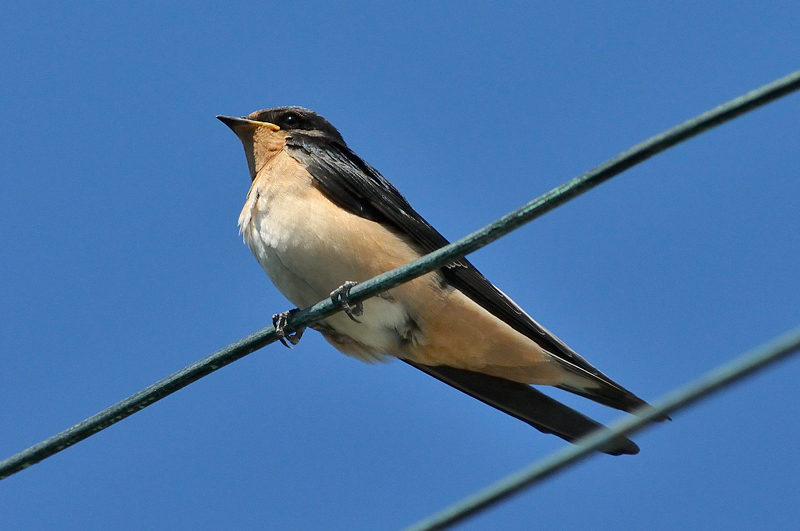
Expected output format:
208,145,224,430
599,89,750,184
285,133,652,415
405,361,639,455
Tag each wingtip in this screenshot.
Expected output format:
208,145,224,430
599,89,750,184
406,362,642,456
599,437,640,456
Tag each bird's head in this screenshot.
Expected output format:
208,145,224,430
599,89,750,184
217,107,344,180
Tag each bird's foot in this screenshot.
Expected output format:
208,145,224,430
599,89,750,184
330,281,363,323
272,309,305,348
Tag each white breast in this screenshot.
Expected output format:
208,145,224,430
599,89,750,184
238,151,427,361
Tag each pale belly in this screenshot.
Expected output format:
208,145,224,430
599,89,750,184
239,170,436,361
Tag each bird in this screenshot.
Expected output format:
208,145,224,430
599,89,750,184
218,106,658,456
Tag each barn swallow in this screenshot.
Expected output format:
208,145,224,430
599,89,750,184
218,106,658,455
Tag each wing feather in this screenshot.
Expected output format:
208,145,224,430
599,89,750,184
285,133,652,414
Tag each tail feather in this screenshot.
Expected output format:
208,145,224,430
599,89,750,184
405,361,640,456
556,367,670,422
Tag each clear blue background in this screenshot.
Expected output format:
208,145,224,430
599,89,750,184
2,2,799,529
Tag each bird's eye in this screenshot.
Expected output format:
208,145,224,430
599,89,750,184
283,114,300,126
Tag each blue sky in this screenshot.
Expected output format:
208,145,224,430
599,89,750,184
2,2,799,529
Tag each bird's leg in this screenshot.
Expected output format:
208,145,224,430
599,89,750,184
330,281,363,323
272,309,305,348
